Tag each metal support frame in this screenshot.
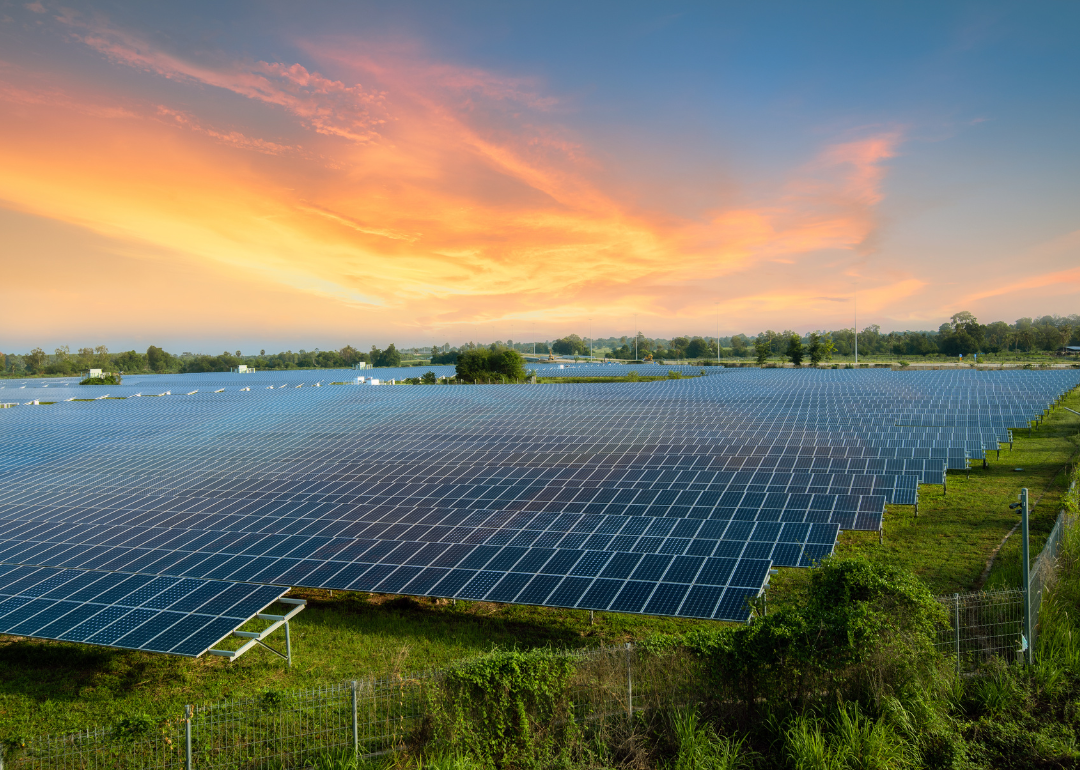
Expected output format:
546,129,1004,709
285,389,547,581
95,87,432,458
208,598,306,665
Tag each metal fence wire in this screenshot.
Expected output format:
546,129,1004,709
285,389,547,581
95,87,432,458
3,515,1075,769
934,511,1069,673
936,589,1026,671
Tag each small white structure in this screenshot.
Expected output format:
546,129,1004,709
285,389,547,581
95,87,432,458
87,368,103,378
354,362,368,370
231,364,255,373
368,379,380,385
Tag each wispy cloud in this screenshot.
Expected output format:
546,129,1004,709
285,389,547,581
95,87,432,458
0,11,915,338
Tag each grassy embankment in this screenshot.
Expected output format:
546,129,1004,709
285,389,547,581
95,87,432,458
0,388,1077,738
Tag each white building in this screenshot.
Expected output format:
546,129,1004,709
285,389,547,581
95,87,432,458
231,365,255,373
354,362,368,370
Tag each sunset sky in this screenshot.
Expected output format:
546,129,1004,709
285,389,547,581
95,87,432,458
1,1,1078,352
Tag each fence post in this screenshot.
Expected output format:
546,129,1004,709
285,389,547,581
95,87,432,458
625,642,633,721
351,680,359,758
1022,487,1033,665
185,704,193,770
954,593,960,676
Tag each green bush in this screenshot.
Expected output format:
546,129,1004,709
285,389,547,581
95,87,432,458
431,648,577,770
685,557,945,713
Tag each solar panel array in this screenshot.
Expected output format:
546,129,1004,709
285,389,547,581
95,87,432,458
0,564,285,656
0,369,1076,650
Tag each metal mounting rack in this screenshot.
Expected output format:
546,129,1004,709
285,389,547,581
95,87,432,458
209,597,306,666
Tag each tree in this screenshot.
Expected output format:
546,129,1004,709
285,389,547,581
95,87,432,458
754,337,769,366
146,345,172,372
339,345,362,366
551,335,586,355
807,332,835,365
686,337,712,358
455,348,526,382
420,371,438,384
113,350,145,372
370,344,402,368
26,347,47,374
787,333,804,366
431,350,459,364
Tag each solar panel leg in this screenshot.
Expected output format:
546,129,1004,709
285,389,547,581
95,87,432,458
879,525,883,545
625,642,633,721
285,621,293,668
589,610,594,625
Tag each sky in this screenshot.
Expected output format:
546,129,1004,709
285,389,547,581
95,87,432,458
1,1,1078,352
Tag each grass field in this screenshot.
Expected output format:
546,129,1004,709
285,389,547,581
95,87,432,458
1,387,1077,739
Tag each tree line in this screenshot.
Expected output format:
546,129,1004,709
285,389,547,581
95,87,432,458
0,343,408,376
4,311,1077,376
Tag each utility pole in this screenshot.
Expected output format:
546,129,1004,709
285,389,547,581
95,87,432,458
716,303,720,365
634,314,638,361
854,283,859,365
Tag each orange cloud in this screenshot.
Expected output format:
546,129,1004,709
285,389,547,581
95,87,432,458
0,14,914,341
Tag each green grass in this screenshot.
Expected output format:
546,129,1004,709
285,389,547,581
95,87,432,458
0,594,712,737
769,387,1080,604
1,387,1078,739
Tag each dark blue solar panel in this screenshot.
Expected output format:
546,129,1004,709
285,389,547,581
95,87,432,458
1,368,1077,631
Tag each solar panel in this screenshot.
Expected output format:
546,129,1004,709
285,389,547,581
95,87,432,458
0,564,286,656
0,368,1076,632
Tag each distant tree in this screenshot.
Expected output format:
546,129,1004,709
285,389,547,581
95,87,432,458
787,334,804,366
339,345,362,366
807,332,835,366
370,344,402,367
551,335,587,356
421,371,438,384
431,350,459,365
26,347,47,374
686,337,712,358
146,345,173,372
113,350,145,372
754,337,769,366
455,348,526,382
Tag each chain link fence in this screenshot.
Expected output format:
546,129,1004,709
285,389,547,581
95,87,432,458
935,511,1070,673
0,646,696,770
4,512,1075,768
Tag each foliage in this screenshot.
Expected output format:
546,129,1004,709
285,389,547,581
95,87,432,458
685,557,945,712
432,647,577,770
370,344,402,368
79,374,121,385
808,332,836,366
421,371,438,384
431,351,459,365
787,333,805,366
455,348,526,383
669,708,748,770
552,334,588,356
753,337,769,366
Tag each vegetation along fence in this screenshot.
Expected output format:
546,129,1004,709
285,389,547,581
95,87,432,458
3,513,1075,769
0,645,695,770
934,510,1069,672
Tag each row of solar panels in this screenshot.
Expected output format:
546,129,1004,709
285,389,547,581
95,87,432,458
0,370,1076,654
0,564,285,656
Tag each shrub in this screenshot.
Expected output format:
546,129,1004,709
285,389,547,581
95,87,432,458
431,648,577,770
685,557,945,715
